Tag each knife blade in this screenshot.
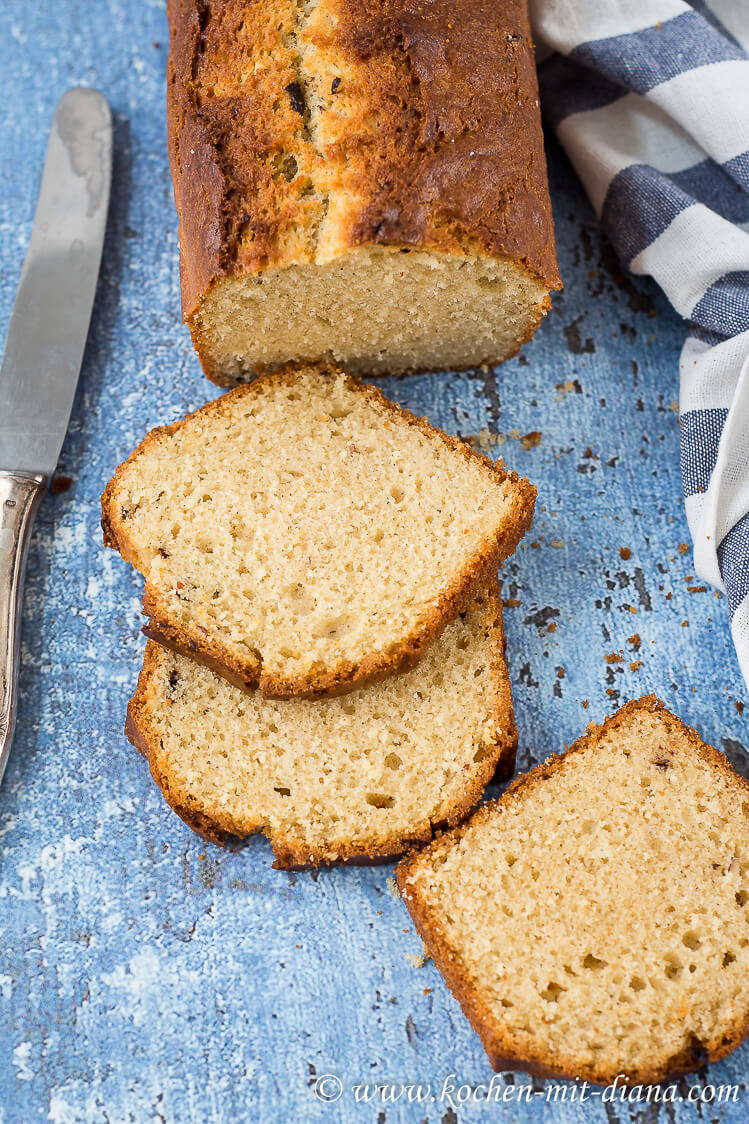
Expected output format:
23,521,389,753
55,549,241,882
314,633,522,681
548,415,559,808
0,88,112,474
0,88,112,786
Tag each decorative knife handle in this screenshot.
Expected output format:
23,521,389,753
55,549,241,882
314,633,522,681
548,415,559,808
0,472,45,786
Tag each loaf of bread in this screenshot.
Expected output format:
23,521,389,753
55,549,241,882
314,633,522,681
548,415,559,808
166,0,560,384
398,697,749,1084
127,585,516,867
102,364,535,700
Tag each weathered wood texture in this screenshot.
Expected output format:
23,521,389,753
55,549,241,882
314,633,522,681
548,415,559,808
0,2,747,1121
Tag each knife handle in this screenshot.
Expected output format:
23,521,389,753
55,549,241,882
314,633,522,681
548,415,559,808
0,472,45,786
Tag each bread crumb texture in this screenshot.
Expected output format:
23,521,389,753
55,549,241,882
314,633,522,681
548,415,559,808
102,365,535,698
397,697,749,1084
167,0,560,381
128,586,516,867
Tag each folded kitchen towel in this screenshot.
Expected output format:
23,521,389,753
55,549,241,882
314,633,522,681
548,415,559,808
532,0,749,687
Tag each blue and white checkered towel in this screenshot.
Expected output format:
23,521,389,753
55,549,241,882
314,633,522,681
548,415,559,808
531,0,749,687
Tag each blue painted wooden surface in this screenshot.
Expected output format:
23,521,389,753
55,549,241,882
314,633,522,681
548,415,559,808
1,2,747,1121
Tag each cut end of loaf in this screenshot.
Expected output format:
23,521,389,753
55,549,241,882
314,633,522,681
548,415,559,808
167,0,560,382
189,249,552,385
127,586,516,866
102,364,535,699
397,697,749,1085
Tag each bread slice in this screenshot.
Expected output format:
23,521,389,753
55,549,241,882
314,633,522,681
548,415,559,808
126,584,516,868
397,697,749,1085
102,364,535,699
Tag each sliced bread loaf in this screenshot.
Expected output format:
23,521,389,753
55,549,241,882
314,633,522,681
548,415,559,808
167,0,560,384
126,584,516,868
102,364,535,699
397,697,749,1085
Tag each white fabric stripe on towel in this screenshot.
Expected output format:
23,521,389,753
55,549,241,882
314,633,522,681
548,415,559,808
682,335,749,578
648,62,749,168
531,0,690,54
557,95,706,214
680,333,749,413
704,0,749,51
731,597,749,691
629,206,749,318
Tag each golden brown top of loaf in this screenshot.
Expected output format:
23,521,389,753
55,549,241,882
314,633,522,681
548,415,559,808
167,0,561,319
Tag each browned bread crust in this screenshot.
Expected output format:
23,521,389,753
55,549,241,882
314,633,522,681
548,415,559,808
101,363,536,699
126,584,517,868
166,0,560,378
397,696,749,1085
137,547,507,699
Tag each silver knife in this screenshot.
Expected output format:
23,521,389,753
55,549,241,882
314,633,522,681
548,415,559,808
0,88,112,785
